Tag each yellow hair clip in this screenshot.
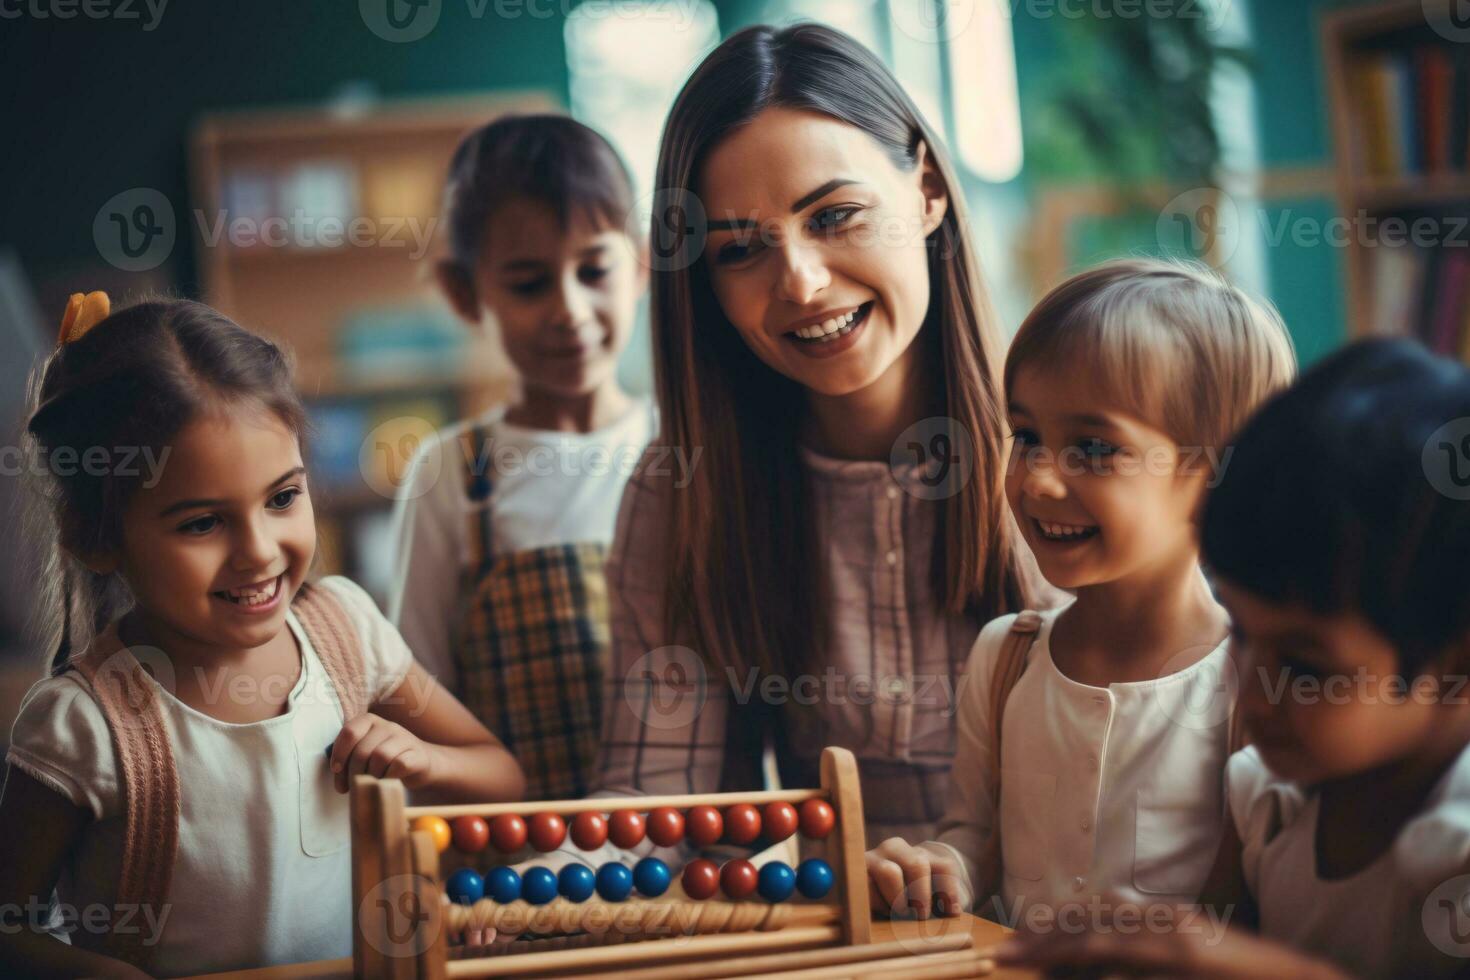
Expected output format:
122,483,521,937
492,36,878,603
57,291,111,346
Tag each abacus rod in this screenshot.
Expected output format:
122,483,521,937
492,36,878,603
405,788,828,820
594,931,974,980
444,924,842,978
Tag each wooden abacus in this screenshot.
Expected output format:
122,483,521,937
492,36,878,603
347,746,963,979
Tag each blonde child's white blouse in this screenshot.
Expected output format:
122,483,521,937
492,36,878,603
4,576,412,978
1230,743,1470,979
387,398,657,692
930,602,1233,921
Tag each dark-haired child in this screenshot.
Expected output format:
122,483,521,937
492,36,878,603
1000,338,1470,979
0,295,522,978
389,114,654,803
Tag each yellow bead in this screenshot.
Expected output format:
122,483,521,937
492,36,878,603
412,815,452,853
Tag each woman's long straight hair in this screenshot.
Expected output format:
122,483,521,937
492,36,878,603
651,23,1029,680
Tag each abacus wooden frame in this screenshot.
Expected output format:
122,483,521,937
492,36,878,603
348,745,872,979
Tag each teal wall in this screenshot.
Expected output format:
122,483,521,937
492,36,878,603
0,0,1376,363
0,3,570,295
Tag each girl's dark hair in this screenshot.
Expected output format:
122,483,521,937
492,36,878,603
650,23,1032,683
440,113,637,271
1202,338,1470,676
24,298,308,672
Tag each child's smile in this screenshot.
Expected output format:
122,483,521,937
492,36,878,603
110,406,316,659
1005,364,1203,591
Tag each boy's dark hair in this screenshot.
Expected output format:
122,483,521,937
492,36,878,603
1202,338,1470,675
25,298,308,671
440,113,637,271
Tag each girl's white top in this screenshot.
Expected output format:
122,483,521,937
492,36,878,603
387,398,657,692
1231,742,1470,978
5,576,412,978
931,600,1233,924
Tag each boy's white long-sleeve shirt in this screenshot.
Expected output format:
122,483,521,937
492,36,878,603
930,602,1233,923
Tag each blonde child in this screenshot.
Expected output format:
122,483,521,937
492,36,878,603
0,295,523,979
390,114,654,802
1000,338,1470,978
866,259,1295,924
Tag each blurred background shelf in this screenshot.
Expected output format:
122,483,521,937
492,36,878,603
1323,0,1470,359
191,93,549,599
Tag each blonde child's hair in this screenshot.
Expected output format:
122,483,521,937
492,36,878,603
1005,258,1297,452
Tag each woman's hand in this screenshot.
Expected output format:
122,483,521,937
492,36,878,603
328,714,436,793
865,838,969,920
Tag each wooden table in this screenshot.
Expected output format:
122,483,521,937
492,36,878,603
186,913,1033,979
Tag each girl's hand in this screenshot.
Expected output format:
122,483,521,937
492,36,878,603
995,914,1349,980
328,714,436,793
865,838,968,920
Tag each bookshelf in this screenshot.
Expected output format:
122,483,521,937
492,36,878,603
189,93,555,600
1322,0,1470,360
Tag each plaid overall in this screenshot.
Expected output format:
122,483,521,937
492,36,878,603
450,423,611,802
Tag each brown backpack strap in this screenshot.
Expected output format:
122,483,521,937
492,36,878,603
293,582,371,720
71,625,179,969
977,610,1042,892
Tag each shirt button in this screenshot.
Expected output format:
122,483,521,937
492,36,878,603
886,486,900,501
885,550,898,566
1081,816,1092,831
1071,876,1086,892
885,677,909,697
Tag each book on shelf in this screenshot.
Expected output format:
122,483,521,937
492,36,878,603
1369,243,1470,361
1350,44,1470,178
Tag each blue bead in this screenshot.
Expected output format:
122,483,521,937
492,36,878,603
796,859,834,899
596,862,634,902
633,857,671,897
485,866,521,905
445,868,484,905
521,866,559,905
558,863,597,902
758,861,796,902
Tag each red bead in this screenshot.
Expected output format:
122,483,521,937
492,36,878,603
681,858,720,900
489,813,528,853
646,807,685,847
720,859,758,899
762,802,799,843
608,810,646,848
528,812,567,852
686,805,724,848
799,799,835,839
723,804,762,845
570,812,608,851
451,815,490,853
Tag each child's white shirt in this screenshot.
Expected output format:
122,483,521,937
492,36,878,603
930,600,1233,923
387,398,656,691
4,576,412,978
1230,743,1470,978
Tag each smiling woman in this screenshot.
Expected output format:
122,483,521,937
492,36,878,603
589,23,1056,847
